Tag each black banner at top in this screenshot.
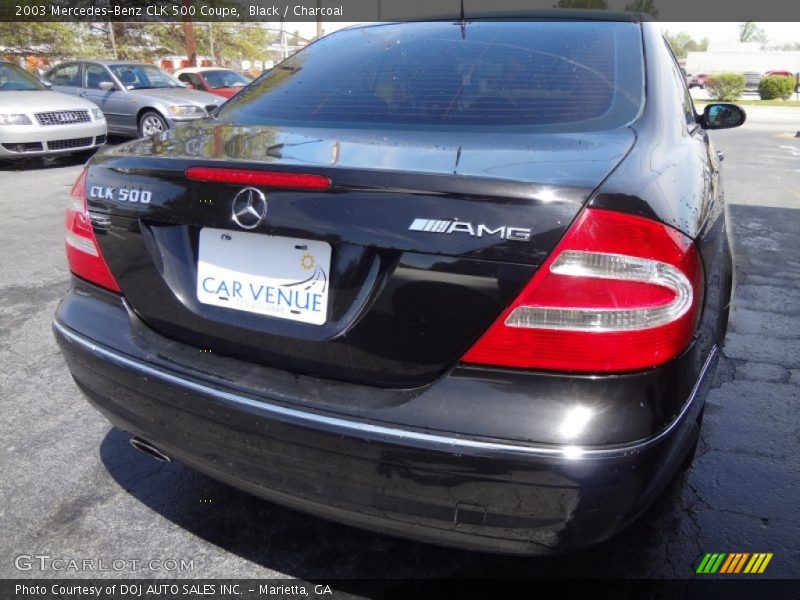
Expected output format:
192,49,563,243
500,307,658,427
1,0,799,22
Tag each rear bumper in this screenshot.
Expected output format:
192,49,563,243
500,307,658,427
53,286,717,554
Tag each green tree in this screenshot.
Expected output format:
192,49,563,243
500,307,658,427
94,23,184,60
196,24,278,64
554,0,608,8
1,3,273,64
770,42,800,51
739,22,768,45
664,31,709,59
72,22,278,64
624,0,659,18
0,22,91,58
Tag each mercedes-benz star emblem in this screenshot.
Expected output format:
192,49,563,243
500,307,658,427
231,187,268,230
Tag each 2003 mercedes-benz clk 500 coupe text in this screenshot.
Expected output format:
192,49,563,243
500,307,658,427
54,18,744,554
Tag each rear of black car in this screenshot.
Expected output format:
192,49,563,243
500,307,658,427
54,20,732,554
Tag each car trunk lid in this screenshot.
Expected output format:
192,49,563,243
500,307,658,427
86,122,635,387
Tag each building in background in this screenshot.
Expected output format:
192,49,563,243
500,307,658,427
686,41,800,75
0,46,53,76
158,55,215,73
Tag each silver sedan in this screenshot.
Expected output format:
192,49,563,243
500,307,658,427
0,62,107,158
44,60,225,138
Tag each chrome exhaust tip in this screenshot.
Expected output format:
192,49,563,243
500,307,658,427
129,436,172,463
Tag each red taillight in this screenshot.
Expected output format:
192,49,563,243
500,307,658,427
462,208,704,373
185,167,331,190
65,168,121,293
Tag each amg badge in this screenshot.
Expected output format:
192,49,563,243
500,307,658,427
409,218,531,242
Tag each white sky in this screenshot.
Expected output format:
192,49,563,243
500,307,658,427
657,22,799,44
279,21,800,45
270,22,358,41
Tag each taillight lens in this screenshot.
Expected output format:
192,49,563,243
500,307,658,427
462,208,704,372
64,168,121,293
185,167,331,190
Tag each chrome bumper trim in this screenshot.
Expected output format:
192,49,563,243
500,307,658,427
54,319,717,461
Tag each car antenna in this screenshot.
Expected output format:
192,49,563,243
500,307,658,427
460,0,466,39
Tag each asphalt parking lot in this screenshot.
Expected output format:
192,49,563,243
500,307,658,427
1,108,799,582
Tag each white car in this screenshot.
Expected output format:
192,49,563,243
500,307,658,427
0,62,107,158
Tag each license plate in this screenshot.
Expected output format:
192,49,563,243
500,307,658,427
197,228,331,325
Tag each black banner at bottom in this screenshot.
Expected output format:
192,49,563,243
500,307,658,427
3,579,800,600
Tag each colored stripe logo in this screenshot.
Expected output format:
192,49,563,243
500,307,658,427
409,219,452,233
696,552,773,574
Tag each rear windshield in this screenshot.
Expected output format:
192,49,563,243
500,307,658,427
0,63,46,91
110,64,182,90
218,21,644,132
202,70,249,89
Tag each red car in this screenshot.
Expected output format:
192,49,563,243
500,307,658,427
764,70,794,78
175,68,251,99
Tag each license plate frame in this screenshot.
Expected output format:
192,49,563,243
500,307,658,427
196,228,331,325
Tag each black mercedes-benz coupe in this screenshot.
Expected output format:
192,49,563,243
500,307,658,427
54,18,744,554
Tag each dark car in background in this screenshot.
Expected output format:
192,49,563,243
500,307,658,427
54,18,743,554
44,60,224,137
744,71,763,93
688,73,709,88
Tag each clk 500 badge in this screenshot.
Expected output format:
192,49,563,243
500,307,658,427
89,186,152,204
409,218,531,242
